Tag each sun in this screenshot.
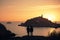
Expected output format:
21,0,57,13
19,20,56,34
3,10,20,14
43,13,55,22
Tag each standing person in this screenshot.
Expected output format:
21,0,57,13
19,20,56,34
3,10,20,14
27,25,33,36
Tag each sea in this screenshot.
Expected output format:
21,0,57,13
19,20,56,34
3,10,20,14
0,21,60,37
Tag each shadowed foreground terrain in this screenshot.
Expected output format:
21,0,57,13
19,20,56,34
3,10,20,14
0,34,60,40
15,30,60,40
4,35,59,40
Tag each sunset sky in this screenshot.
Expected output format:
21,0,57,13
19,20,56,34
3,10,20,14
0,0,60,37
0,0,60,22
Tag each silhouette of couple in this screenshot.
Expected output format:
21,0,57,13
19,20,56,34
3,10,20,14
27,26,33,36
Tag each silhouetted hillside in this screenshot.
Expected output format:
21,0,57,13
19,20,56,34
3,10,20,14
0,23,16,40
19,16,60,28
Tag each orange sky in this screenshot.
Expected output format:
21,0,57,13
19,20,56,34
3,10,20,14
0,0,60,22
0,0,60,37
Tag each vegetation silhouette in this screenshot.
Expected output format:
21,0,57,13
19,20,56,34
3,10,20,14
48,30,60,40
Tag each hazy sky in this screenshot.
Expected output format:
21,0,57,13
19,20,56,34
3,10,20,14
0,0,60,22
0,0,60,37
